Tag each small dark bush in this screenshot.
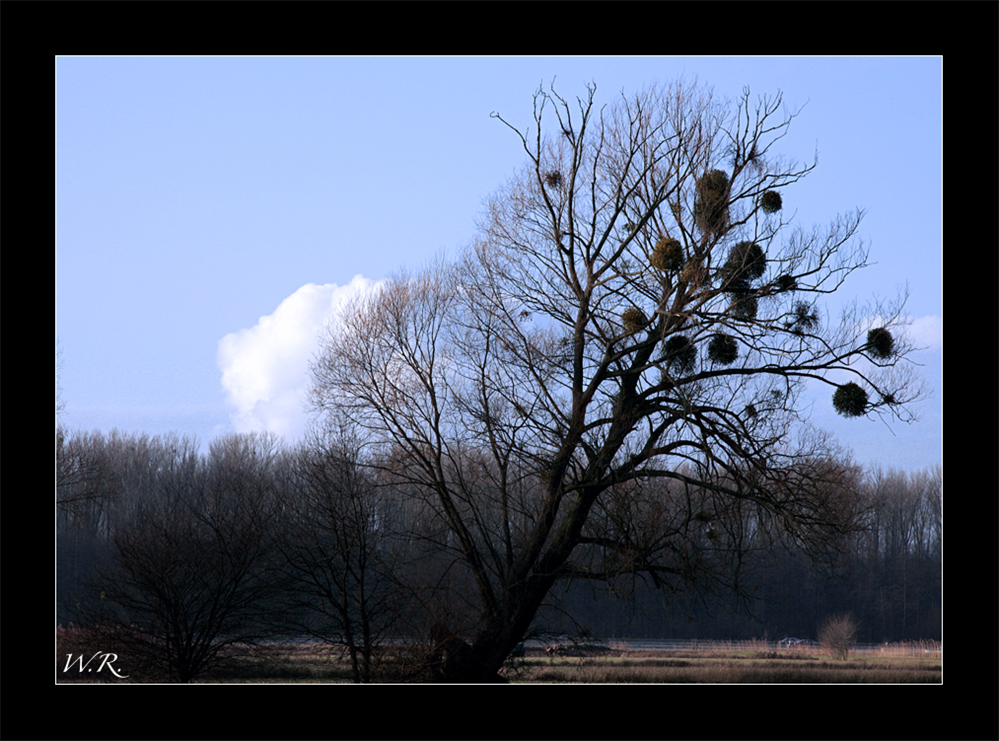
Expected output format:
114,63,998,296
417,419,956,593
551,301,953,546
819,613,858,660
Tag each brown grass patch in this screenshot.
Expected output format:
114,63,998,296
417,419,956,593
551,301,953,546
56,631,941,683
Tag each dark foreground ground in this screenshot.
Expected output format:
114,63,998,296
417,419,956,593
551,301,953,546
57,630,942,683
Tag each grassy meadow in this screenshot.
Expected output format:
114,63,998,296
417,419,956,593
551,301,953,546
502,642,942,684
58,633,940,683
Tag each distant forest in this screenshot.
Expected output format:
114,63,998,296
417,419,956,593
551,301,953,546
58,427,940,647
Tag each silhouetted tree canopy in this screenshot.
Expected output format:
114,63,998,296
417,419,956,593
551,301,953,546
309,79,926,681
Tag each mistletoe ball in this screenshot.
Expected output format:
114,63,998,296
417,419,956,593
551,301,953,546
760,189,783,213
832,382,869,417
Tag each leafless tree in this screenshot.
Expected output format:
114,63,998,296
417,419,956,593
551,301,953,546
864,464,942,561
94,433,285,682
272,420,405,683
310,79,924,681
852,464,941,638
57,427,108,518
57,429,205,629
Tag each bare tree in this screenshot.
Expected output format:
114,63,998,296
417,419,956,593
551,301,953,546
57,429,205,628
273,421,403,683
94,433,284,682
853,464,941,639
311,80,924,681
57,427,109,518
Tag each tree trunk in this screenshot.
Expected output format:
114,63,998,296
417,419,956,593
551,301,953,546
432,579,554,683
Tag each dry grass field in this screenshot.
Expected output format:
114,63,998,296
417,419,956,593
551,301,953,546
58,629,940,683
502,643,942,683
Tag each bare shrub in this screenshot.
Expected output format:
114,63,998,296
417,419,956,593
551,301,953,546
819,613,858,660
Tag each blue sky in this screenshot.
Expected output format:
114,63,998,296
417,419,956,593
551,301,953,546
56,56,942,472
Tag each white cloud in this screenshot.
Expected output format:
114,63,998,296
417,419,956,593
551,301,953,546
217,275,380,441
906,314,942,350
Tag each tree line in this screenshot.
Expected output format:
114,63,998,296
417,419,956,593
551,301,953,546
57,426,939,682
560,463,941,644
